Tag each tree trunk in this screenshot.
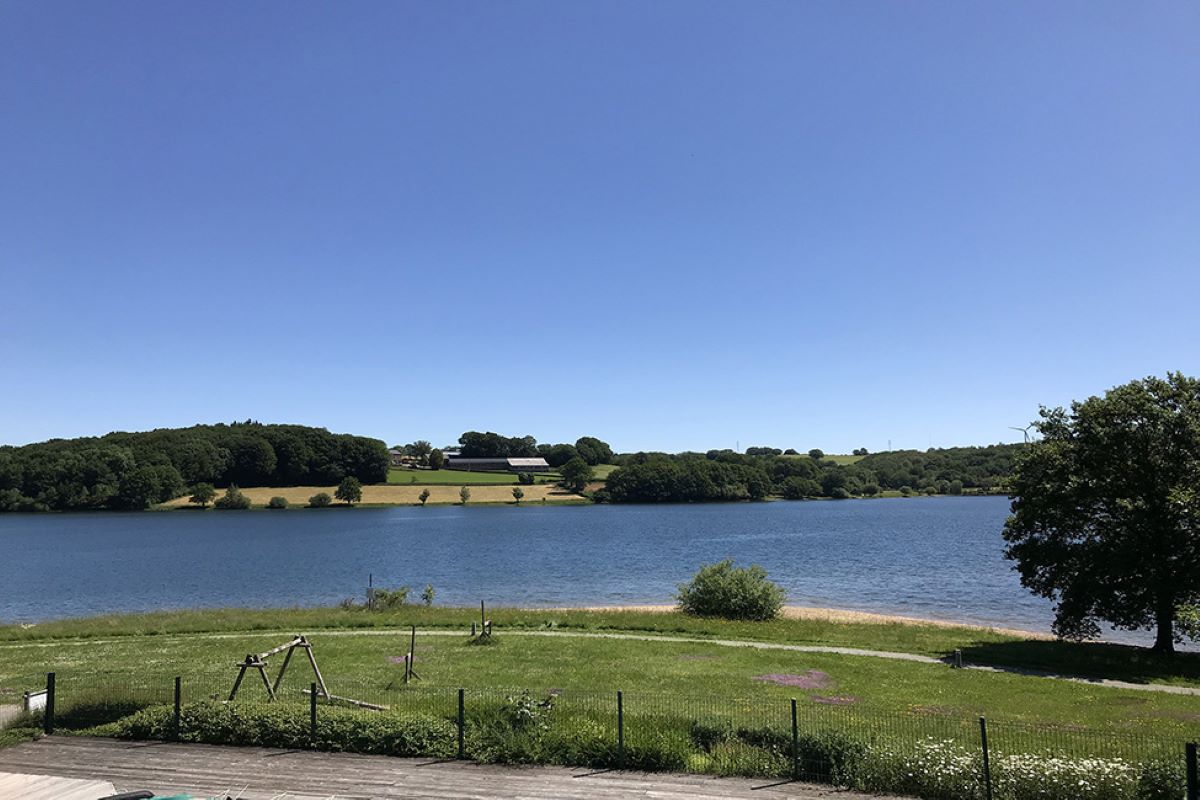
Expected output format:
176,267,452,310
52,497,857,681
1152,606,1176,654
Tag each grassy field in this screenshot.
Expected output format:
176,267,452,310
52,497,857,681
387,468,559,485
781,453,864,466
159,484,583,508
3,607,1200,738
590,464,619,479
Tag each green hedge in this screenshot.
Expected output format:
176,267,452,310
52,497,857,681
105,701,1183,800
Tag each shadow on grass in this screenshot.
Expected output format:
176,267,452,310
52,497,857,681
955,639,1200,685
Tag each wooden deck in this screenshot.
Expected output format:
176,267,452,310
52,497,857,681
0,737,884,799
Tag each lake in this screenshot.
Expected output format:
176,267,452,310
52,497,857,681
0,496,1064,632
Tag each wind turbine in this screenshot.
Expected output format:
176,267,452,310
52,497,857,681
1009,424,1034,444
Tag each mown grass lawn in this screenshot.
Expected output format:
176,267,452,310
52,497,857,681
3,607,1200,741
387,468,559,485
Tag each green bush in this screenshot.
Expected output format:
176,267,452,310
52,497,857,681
371,587,409,610
113,701,455,757
517,472,535,485
308,492,332,508
213,485,251,510
266,496,288,509
676,560,785,621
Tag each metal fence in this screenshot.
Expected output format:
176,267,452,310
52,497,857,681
9,670,1199,800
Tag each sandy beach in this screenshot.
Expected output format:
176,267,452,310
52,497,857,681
561,604,1053,640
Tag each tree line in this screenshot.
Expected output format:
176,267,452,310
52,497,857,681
0,422,389,512
599,444,1021,503
392,432,615,468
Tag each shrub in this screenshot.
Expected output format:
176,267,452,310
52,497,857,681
899,485,913,496
420,584,435,605
113,701,455,757
517,472,535,485
266,496,288,509
213,485,251,510
308,492,332,508
830,487,852,500
371,586,409,610
676,560,785,621
459,486,471,505
418,488,431,506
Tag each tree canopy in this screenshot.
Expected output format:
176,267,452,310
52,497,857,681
0,422,388,512
1003,373,1200,653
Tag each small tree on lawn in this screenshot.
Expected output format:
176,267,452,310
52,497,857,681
308,492,332,508
336,476,362,506
428,449,445,470
189,483,216,509
418,488,431,506
512,487,524,504
213,485,251,510
459,486,471,505
421,584,435,606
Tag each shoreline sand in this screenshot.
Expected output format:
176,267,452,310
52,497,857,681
559,604,1053,640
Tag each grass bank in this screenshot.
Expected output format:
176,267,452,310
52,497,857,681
4,607,1200,717
159,484,585,508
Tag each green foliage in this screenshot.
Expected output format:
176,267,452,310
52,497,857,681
676,560,785,621
335,476,363,505
114,701,455,757
830,486,852,499
512,487,524,504
459,486,471,504
188,482,216,508
574,436,614,466
537,443,579,468
558,457,594,493
266,496,288,509
899,485,913,496
213,485,251,510
308,492,332,508
1004,373,1200,652
808,448,825,461
0,422,388,513
418,488,431,506
458,431,538,458
421,584,435,606
517,471,535,485
605,460,769,503
371,586,409,609
427,449,444,470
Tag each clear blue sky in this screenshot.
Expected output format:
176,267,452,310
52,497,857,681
2,2,1197,454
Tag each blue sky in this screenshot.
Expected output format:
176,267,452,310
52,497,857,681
2,1,1197,453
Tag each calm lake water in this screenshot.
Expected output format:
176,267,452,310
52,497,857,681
0,496,1063,632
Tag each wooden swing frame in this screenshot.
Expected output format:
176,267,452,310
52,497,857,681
228,635,329,702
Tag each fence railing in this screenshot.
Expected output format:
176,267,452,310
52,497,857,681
10,670,1200,800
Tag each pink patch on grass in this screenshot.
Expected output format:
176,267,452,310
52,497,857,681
753,671,832,689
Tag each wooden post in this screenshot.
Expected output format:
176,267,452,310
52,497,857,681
790,698,799,781
979,717,993,800
271,641,296,694
1187,742,1198,800
255,661,276,701
368,573,374,611
617,690,624,769
457,688,465,759
480,601,486,635
954,649,963,669
302,637,331,699
173,676,182,738
229,657,250,701
310,682,318,744
409,626,416,681
44,672,55,735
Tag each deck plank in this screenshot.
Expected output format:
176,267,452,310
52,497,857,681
0,737,887,799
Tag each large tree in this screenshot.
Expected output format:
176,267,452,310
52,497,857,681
1003,373,1200,653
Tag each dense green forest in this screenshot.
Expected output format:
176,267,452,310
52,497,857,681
0,423,388,512
601,444,1020,503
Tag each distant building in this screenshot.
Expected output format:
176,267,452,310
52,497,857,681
445,456,550,473
388,448,416,467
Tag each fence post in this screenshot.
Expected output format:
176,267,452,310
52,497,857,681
954,649,963,669
43,672,55,735
979,716,993,800
617,690,624,769
310,681,318,744
173,676,182,739
790,698,799,781
1187,741,1198,800
457,689,465,759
